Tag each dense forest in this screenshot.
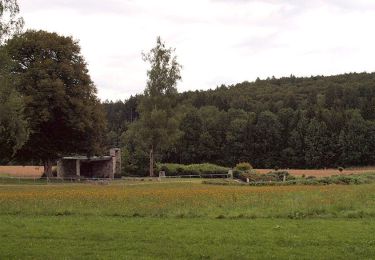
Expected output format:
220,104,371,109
104,72,375,175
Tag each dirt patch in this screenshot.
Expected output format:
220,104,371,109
0,166,43,177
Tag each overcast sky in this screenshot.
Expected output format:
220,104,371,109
18,0,375,101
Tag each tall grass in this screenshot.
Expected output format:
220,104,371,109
1,182,375,219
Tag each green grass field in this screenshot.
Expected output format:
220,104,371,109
1,181,375,259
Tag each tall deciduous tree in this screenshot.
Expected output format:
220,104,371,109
6,30,106,176
0,0,27,163
305,119,329,168
138,36,182,176
338,112,368,165
0,0,24,44
0,48,28,163
254,111,282,167
179,108,203,164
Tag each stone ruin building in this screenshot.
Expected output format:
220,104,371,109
57,148,121,179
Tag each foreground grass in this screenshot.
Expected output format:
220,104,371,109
1,216,375,259
1,182,375,259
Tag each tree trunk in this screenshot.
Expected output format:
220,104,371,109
149,146,154,177
43,159,53,178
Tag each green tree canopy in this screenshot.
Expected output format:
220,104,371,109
6,30,106,175
105,70,375,171
304,119,329,168
0,0,27,164
128,36,182,176
339,111,368,165
0,47,28,163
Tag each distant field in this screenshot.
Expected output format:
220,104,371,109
0,166,43,177
1,181,375,259
256,167,375,177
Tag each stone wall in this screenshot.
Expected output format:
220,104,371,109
90,160,113,178
57,160,77,177
57,149,121,179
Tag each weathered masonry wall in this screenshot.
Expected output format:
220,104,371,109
57,160,76,177
57,159,113,178
57,148,121,179
81,160,113,178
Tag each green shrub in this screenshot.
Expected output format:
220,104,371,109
204,172,375,186
157,163,229,177
176,167,184,175
238,171,262,182
266,171,295,181
238,170,293,183
160,165,168,173
233,169,242,178
234,162,253,172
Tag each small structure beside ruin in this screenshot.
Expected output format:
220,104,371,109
57,148,121,179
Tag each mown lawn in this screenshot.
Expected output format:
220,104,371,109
1,181,375,259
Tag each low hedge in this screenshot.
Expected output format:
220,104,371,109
238,170,295,182
157,163,229,177
203,173,375,186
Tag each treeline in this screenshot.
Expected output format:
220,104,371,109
104,72,375,174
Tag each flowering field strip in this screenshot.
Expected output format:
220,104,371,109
1,182,375,219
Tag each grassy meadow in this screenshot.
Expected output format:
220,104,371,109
1,181,375,259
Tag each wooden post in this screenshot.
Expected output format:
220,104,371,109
149,147,154,177
76,159,80,181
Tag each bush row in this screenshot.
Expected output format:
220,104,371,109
237,170,295,182
203,173,375,186
157,163,229,177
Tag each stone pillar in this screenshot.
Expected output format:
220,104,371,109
228,169,233,179
110,148,121,177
